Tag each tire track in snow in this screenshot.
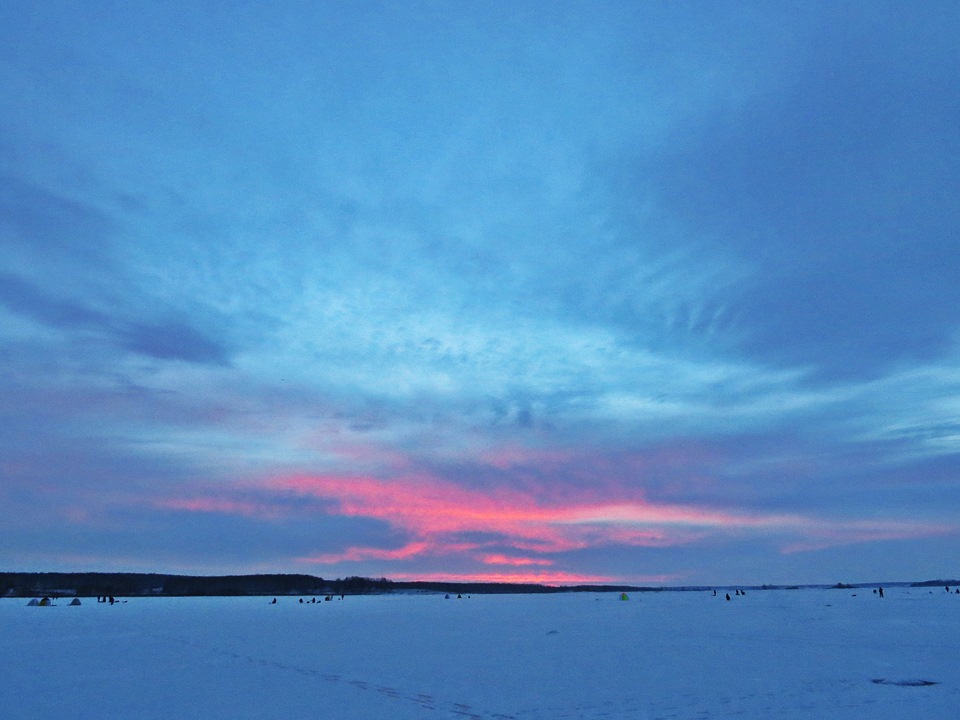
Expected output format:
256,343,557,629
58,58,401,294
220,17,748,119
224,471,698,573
146,629,726,719
148,631,518,719
147,631,720,719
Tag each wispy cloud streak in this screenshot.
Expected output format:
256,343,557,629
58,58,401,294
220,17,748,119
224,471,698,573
150,470,957,581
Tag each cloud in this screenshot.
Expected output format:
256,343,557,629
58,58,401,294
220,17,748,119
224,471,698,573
146,470,957,582
628,4,960,381
2,2,959,585
0,271,108,328
0,271,230,365
385,570,622,585
479,554,553,567
296,542,432,565
119,319,230,365
0,175,114,268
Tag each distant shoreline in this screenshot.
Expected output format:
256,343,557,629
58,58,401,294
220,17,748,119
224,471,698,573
3,572,958,599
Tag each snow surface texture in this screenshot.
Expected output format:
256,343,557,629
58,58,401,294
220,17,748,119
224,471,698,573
2,589,957,719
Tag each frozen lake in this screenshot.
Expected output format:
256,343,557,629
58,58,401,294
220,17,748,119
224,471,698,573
2,587,957,719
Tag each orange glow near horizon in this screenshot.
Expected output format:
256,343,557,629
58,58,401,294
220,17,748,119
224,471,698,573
479,553,554,567
385,570,618,585
384,570,686,585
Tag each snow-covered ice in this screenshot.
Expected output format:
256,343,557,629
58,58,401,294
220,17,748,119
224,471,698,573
2,587,957,719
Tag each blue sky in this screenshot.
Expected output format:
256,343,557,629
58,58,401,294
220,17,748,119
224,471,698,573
2,1,958,585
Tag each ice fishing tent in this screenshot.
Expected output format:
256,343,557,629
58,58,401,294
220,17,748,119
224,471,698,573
26,598,39,606
619,593,629,601
38,597,52,606
69,598,82,606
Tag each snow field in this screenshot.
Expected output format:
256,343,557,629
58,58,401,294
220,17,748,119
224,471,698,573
1,588,957,719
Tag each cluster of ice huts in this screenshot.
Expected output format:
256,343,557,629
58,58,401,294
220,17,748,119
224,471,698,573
26,597,82,606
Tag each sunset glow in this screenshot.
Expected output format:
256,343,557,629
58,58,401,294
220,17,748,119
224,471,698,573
144,469,958,582
384,571,626,585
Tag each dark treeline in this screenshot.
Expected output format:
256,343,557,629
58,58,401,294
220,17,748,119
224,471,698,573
1,573,327,598
0,572,656,598
6,572,955,599
909,579,960,587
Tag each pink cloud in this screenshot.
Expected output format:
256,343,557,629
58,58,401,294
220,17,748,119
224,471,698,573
386,570,618,585
386,570,685,585
273,473,639,554
268,472,783,563
479,554,554,567
152,468,959,580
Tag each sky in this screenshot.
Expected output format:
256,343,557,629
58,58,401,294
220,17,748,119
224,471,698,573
2,1,959,587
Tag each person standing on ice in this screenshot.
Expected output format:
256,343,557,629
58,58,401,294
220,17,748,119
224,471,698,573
878,587,884,598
